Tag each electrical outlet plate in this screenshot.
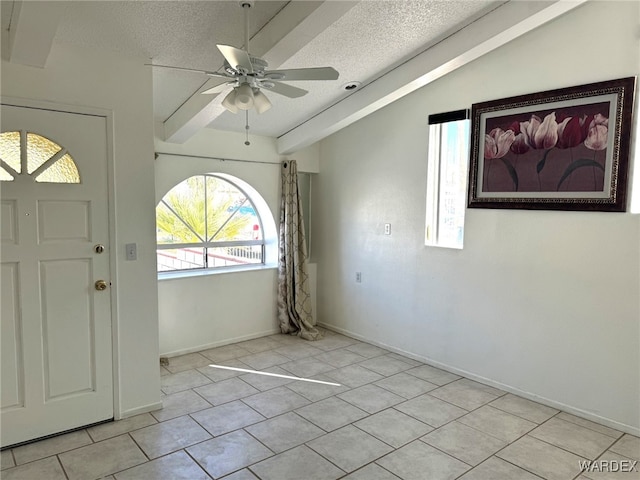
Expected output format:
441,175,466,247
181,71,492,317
384,223,391,235
355,272,362,283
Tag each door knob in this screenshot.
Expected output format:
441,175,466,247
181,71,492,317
95,280,108,291
94,244,105,254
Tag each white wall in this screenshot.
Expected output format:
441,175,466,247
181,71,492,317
155,128,319,355
315,1,640,434
1,44,161,417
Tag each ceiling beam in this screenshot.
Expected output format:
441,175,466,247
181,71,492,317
3,1,67,68
162,0,358,144
276,0,588,155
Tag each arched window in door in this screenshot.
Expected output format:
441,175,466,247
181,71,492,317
0,131,80,183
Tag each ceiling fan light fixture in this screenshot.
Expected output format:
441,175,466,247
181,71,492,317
253,90,272,114
222,89,239,113
235,83,254,110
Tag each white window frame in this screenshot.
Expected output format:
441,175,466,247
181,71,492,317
425,109,470,249
156,173,266,274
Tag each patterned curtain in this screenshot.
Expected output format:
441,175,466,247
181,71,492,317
277,160,321,340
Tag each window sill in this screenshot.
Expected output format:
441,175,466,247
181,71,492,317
425,243,463,250
158,263,278,281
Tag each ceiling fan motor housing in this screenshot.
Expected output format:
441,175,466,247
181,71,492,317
224,56,267,77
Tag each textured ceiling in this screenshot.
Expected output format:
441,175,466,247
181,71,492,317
211,0,498,136
54,1,287,121
52,0,499,139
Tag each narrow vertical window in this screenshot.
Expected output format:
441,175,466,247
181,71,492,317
425,110,470,249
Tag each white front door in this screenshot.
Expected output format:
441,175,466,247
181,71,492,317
1,103,113,447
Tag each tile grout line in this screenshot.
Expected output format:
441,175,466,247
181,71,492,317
446,404,529,443
415,436,475,468
301,438,351,477
454,454,547,480
55,454,71,480
340,459,404,480
349,414,427,451
466,410,589,480
373,391,549,474
126,431,152,464
307,407,466,479
9,448,17,469
487,397,559,424
526,412,621,461
181,447,214,480
468,407,542,453
558,413,627,440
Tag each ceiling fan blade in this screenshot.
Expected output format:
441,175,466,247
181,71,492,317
217,44,253,73
264,82,308,99
145,63,229,79
201,81,234,95
264,67,339,81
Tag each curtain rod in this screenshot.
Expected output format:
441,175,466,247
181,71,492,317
155,151,281,166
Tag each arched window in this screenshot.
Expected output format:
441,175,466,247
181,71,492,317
156,174,267,272
0,131,80,183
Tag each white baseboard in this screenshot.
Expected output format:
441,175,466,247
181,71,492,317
118,401,163,420
318,322,640,437
160,328,281,358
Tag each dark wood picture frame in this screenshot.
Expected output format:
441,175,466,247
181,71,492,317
468,77,636,211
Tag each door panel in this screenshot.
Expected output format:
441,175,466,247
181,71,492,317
1,200,18,243
0,262,24,410
0,104,113,447
41,259,95,399
38,200,91,242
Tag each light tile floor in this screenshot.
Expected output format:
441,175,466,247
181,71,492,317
2,329,639,480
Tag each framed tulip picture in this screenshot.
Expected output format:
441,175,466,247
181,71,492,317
468,77,635,211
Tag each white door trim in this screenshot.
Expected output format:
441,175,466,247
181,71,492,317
1,95,122,420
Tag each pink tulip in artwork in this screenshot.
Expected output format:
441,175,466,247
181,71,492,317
584,114,609,150
521,112,558,149
509,121,530,154
556,116,585,149
484,128,515,159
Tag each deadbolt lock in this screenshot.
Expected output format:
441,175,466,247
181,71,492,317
95,280,108,291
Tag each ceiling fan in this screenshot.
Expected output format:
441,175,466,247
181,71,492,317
150,0,340,115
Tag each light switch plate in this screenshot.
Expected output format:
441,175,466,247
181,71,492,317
125,243,137,261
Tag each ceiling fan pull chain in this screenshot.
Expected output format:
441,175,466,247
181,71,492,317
245,110,251,146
